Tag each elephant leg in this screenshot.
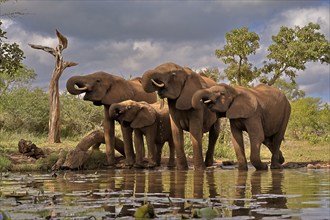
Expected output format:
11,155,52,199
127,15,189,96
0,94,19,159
167,138,176,167
246,120,268,170
205,119,220,167
103,105,116,166
121,126,135,167
230,123,247,170
190,118,206,170
268,134,286,169
155,143,163,166
146,134,157,168
171,118,188,170
133,130,145,168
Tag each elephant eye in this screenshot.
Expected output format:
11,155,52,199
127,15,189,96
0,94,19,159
220,92,225,96
96,79,101,83
171,72,176,77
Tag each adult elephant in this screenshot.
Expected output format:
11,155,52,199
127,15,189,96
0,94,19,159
66,71,157,166
141,62,220,170
192,83,291,170
109,100,175,168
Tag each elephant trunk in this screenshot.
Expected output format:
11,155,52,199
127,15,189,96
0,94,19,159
109,103,121,120
142,70,159,93
66,76,88,95
192,89,212,109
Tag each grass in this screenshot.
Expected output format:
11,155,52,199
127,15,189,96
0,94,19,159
0,130,329,171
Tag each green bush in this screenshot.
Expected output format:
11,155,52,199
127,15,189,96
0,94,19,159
0,154,11,171
0,87,48,133
0,88,104,138
287,97,330,144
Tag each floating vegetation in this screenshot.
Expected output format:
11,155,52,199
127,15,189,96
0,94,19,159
0,169,329,219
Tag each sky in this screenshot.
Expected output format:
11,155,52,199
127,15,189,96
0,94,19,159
1,0,329,102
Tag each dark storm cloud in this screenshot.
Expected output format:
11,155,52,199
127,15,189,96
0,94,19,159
1,0,329,102
4,0,320,42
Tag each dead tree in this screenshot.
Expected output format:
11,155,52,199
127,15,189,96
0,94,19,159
29,30,78,143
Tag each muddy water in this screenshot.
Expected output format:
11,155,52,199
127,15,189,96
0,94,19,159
0,168,329,219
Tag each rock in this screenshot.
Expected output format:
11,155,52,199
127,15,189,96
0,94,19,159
18,139,45,159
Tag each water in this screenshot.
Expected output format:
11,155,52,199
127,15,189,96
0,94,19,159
0,168,329,219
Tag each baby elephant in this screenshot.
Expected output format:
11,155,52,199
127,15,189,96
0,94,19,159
109,100,175,168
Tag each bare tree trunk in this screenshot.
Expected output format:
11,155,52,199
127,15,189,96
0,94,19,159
29,30,78,144
48,67,61,143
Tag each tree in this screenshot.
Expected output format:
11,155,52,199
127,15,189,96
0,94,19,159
0,21,25,76
259,22,330,85
198,67,223,82
29,30,78,143
215,27,260,86
273,79,305,101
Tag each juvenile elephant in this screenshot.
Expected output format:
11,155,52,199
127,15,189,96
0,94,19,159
66,72,157,166
109,100,175,168
142,62,220,170
192,83,291,170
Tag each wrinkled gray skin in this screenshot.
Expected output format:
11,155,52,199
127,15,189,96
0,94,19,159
66,71,157,166
109,100,175,168
192,83,291,170
141,62,220,170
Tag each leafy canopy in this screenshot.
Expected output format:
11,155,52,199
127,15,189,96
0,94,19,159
216,23,330,87
0,21,25,76
215,27,260,86
260,22,330,85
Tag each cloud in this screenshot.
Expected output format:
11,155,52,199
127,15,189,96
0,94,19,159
1,0,329,102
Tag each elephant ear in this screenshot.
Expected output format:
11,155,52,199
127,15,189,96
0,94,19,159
131,103,157,128
101,78,134,105
176,73,206,110
226,89,258,119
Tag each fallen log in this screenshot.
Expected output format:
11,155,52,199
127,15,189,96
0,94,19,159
52,130,125,170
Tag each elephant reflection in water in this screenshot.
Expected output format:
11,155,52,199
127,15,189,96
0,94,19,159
232,170,287,218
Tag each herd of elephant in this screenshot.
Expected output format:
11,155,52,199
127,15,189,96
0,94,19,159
66,62,291,170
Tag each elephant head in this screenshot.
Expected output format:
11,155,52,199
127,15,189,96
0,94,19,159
66,71,134,106
109,100,157,129
142,62,211,110
192,83,258,119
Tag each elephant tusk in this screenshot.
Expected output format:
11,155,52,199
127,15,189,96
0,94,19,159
151,79,165,88
74,84,88,91
203,99,212,104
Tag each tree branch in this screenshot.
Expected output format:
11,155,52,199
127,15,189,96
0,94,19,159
28,44,55,56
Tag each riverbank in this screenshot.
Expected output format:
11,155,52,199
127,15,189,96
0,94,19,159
0,134,329,172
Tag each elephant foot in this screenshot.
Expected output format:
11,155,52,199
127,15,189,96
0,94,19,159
176,158,189,170
194,165,206,170
254,162,268,170
167,162,176,168
106,156,117,167
205,158,214,167
237,164,248,170
279,152,285,164
270,163,283,169
133,163,145,169
147,164,157,169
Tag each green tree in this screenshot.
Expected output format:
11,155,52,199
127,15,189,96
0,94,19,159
198,67,224,82
215,27,260,86
0,21,25,76
273,79,305,101
259,22,330,85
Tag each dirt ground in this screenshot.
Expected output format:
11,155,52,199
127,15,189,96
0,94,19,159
6,149,330,172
